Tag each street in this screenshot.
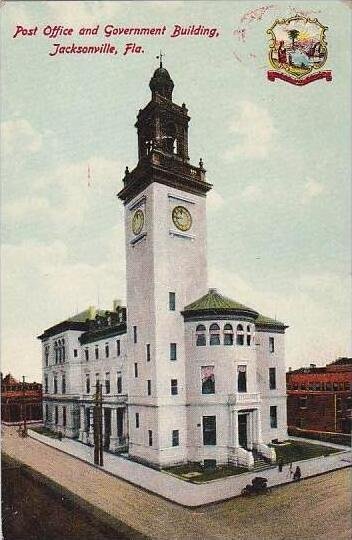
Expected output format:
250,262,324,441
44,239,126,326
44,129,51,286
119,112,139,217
2,426,351,540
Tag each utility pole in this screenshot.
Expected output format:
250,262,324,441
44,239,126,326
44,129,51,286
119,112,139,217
93,381,104,466
22,375,27,436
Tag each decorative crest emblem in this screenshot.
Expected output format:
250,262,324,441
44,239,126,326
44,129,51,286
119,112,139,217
267,15,332,86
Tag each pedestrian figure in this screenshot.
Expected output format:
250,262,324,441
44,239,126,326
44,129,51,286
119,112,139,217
278,458,283,472
293,465,301,481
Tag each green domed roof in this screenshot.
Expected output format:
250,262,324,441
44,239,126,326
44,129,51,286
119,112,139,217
183,288,258,316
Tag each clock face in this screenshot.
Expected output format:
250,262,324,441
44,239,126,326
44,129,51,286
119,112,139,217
172,206,192,232
132,209,144,236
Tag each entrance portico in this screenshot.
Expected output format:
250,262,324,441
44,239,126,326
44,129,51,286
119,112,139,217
78,404,128,452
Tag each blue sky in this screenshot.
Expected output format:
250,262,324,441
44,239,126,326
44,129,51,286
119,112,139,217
1,0,351,381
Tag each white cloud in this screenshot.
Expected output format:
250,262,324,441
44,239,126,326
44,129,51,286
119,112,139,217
208,265,351,370
4,156,124,231
242,183,262,201
207,189,224,211
4,196,51,222
1,235,126,381
2,118,42,156
301,177,325,204
225,100,275,160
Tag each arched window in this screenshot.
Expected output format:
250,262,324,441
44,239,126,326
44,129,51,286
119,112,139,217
196,324,206,346
62,339,66,361
246,325,251,346
236,324,244,346
54,341,58,364
209,323,220,346
224,324,234,345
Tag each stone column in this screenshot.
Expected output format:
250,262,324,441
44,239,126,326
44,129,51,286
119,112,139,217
122,407,128,442
79,406,86,442
109,408,119,452
247,413,253,450
87,407,94,445
233,411,239,447
256,409,263,444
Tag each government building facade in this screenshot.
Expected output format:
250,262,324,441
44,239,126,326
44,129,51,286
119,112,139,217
39,64,288,469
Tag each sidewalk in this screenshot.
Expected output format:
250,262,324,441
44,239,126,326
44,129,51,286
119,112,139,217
28,428,351,507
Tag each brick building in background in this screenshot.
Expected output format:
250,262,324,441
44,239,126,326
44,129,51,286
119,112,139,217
1,373,42,424
286,358,352,444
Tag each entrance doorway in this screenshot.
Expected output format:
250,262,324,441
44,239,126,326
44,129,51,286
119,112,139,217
104,408,111,450
238,414,248,448
117,409,123,439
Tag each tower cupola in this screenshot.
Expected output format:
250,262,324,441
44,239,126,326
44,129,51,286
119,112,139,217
149,65,174,101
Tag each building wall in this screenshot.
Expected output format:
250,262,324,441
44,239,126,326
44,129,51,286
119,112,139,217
125,182,208,466
256,329,288,442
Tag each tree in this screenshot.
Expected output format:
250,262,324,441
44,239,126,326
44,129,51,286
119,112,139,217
288,29,300,48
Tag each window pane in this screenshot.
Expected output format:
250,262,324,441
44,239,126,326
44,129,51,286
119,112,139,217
203,416,216,445
269,367,276,390
169,292,176,311
172,429,179,446
170,343,177,361
237,366,247,392
270,406,277,428
201,366,215,394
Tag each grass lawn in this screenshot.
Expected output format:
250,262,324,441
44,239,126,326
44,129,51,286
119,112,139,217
30,426,62,439
270,440,340,464
164,463,248,483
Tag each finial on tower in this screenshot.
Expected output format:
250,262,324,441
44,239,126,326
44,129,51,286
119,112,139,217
156,50,164,68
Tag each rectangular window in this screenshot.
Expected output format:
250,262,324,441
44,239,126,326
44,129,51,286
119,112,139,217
135,412,140,428
170,343,177,361
148,430,153,446
95,346,99,360
62,375,66,394
333,382,338,391
134,363,138,378
53,376,58,394
62,406,66,427
171,379,178,395
344,382,350,390
133,326,137,344
326,382,332,391
95,374,100,388
269,337,275,353
55,406,58,425
117,373,122,394
105,373,110,394
44,376,48,394
146,344,151,362
270,406,278,428
105,343,109,358
169,292,176,311
237,365,247,393
45,347,49,367
86,374,90,394
74,349,78,358
201,366,215,394
269,368,276,390
147,379,151,395
172,429,179,447
203,416,216,445
45,404,49,420
85,348,89,361
336,398,342,412
116,340,121,356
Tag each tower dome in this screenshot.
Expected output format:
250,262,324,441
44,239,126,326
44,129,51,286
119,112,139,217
149,65,174,100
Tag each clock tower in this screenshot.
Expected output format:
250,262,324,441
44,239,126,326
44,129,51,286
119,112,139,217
118,62,212,467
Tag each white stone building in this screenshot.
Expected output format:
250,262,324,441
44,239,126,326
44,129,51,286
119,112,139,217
39,64,288,469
